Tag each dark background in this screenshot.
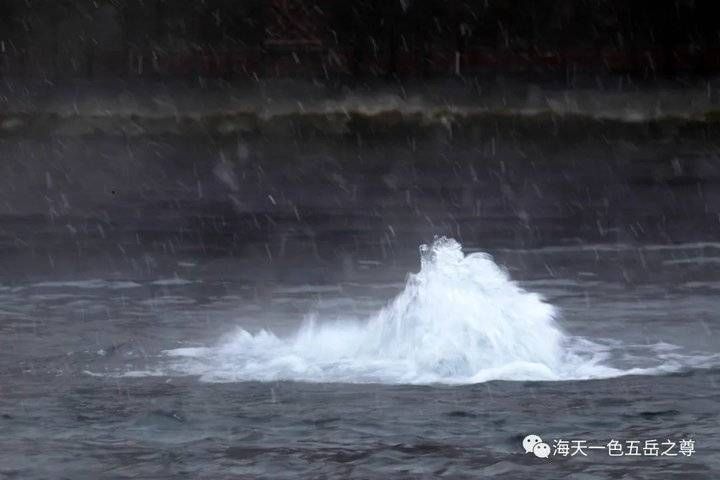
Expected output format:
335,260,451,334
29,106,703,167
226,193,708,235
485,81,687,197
1,0,720,269
1,0,720,81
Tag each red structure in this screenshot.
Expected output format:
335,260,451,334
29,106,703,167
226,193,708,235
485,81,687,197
264,0,323,48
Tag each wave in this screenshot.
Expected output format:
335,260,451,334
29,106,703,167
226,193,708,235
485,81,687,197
4,82,720,136
158,237,686,384
2,108,718,138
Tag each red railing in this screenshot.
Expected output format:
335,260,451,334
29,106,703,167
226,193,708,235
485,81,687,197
2,46,720,78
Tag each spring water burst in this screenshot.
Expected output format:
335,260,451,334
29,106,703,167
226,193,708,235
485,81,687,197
162,237,626,384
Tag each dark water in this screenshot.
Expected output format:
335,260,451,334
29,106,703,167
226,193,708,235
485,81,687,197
1,130,719,478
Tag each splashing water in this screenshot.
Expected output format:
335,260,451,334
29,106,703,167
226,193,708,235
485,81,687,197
161,237,652,384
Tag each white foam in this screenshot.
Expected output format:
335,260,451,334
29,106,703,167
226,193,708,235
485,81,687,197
663,257,720,265
31,279,141,289
159,237,650,384
151,278,197,286
493,241,720,254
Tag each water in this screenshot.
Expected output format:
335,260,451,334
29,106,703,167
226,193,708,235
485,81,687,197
1,134,720,478
3,239,719,478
